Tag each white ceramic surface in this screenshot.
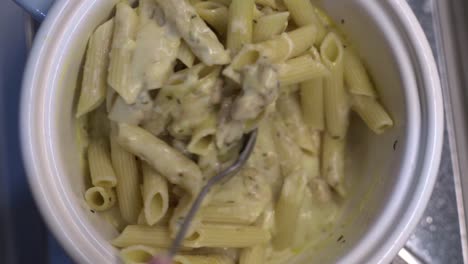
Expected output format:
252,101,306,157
20,0,444,263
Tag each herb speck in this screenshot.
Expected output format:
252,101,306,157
337,235,344,242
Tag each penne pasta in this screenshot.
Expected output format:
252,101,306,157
112,225,173,248
107,3,139,104
131,0,181,92
302,150,320,181
155,0,230,65
187,114,217,156
141,162,170,226
273,168,307,250
211,0,231,6
278,53,329,87
198,145,221,180
344,48,378,97
224,25,317,82
110,135,142,223
300,78,325,131
255,0,278,9
85,186,116,211
246,119,282,195
195,1,229,36
99,205,127,232
199,204,258,225
227,0,254,54
321,32,350,139
76,19,114,117
178,41,197,68
271,114,303,175
174,255,234,264
276,92,320,155
283,0,326,43
88,138,117,188
351,95,393,134
322,132,346,197
184,224,271,248
116,123,203,195
120,245,162,264
253,12,289,43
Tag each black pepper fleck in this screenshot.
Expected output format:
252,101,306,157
341,19,345,24
393,140,398,151
337,235,344,242
191,14,197,19
166,95,173,100
176,99,182,104
90,210,95,213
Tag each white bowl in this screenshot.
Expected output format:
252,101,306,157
20,0,444,263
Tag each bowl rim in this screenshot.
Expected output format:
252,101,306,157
20,0,444,263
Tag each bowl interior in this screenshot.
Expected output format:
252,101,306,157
39,0,419,263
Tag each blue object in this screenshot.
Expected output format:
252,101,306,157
0,1,74,263
13,0,53,21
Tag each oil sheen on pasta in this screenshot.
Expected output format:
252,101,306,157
76,0,394,263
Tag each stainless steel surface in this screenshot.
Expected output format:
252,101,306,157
395,0,465,263
168,130,258,259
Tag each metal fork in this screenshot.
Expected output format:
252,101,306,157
150,129,258,263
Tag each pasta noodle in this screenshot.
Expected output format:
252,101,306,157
141,162,170,226
351,95,394,134
174,255,234,264
107,2,139,104
184,224,271,248
226,0,254,54
344,48,378,97
155,0,230,65
276,92,320,154
322,133,346,197
85,186,116,211
195,2,229,36
321,32,350,139
283,0,326,42
110,135,142,223
117,123,202,195
278,53,329,87
88,138,117,188
178,42,196,68
120,245,161,264
76,19,114,117
253,12,289,43
300,78,325,131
